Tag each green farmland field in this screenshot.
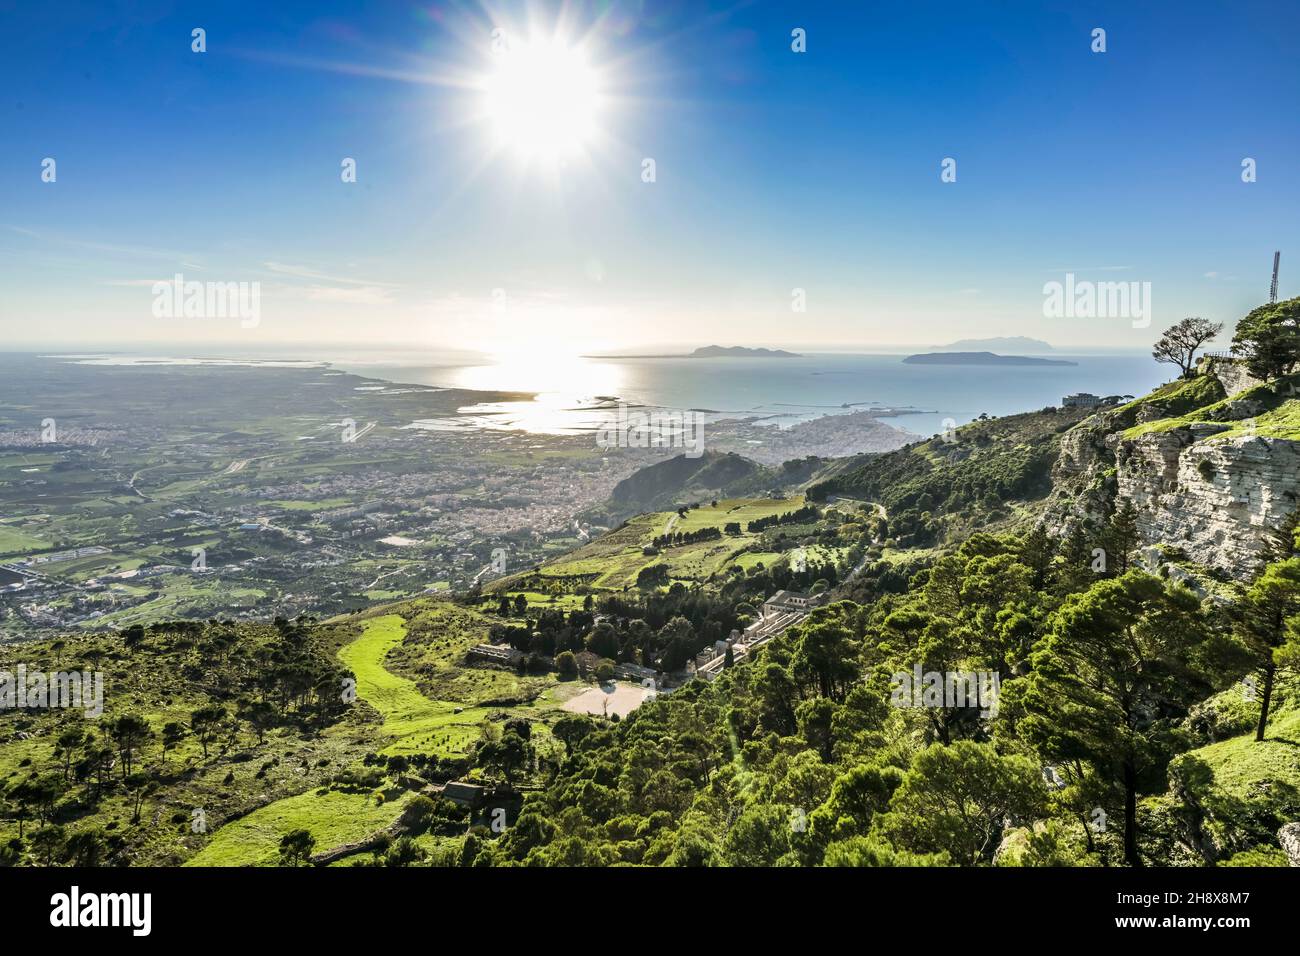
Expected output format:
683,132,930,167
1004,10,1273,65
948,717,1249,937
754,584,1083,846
513,496,809,591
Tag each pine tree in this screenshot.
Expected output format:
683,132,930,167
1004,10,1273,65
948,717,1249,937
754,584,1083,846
1261,508,1300,566
1022,572,1215,865
1235,556,1300,741
1058,522,1094,592
1020,524,1056,591
1103,499,1141,574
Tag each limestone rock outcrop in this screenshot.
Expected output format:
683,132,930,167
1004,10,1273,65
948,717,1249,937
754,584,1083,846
1200,355,1264,397
1046,360,1299,581
1279,822,1300,867
1116,433,1300,577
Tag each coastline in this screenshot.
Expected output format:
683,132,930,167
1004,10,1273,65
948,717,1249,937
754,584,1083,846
22,348,1169,443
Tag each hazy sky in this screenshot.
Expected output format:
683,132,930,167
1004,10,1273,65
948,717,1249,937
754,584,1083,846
2,0,1297,356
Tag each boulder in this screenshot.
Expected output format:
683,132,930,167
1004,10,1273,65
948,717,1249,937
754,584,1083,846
1278,822,1300,867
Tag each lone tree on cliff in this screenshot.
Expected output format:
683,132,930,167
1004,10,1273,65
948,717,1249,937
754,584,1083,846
1153,317,1223,378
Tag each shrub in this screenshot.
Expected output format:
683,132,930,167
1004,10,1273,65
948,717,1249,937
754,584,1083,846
556,651,578,679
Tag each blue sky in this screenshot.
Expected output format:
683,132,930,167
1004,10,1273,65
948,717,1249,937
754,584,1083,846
1,0,1297,354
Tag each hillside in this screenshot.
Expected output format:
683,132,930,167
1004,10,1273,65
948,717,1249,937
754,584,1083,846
501,494,847,594
4,362,1300,870
0,601,584,867
1048,357,1300,579
592,451,825,522
475,489,1300,868
0,492,867,867
806,357,1300,574
0,618,372,865
809,405,1094,546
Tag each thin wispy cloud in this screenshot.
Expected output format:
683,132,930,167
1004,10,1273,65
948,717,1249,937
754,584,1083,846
301,285,395,305
262,261,401,288
8,226,201,266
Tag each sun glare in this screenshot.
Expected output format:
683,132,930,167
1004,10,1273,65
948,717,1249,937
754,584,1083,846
483,38,600,159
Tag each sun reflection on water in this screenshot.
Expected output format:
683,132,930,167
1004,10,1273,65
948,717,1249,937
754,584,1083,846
410,352,631,435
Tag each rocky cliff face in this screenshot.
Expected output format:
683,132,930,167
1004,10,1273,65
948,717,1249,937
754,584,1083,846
1117,432,1300,576
1047,361,1300,580
1199,355,1264,397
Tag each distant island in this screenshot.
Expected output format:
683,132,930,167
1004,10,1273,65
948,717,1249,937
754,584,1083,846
584,345,802,359
938,336,1055,353
903,351,1077,366
689,345,800,358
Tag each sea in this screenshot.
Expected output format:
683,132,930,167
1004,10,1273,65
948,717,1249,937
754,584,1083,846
325,350,1169,439
47,348,1170,441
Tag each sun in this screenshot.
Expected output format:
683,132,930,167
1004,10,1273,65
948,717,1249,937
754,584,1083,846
483,37,601,160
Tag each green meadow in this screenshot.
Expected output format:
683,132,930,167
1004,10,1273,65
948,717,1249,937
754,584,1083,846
187,789,413,867
337,614,494,756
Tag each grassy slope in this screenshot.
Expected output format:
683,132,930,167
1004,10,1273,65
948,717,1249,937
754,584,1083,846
0,591,575,870
337,613,493,755
383,600,554,707
1113,373,1225,423
186,788,413,867
188,600,576,865
1120,373,1300,440
188,612,485,865
1194,708,1300,800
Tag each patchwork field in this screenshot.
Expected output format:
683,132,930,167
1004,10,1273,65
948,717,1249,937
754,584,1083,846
496,496,810,593
0,354,628,639
0,523,50,558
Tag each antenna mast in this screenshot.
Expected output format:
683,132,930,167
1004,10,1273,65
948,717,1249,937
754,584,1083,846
1270,250,1280,303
